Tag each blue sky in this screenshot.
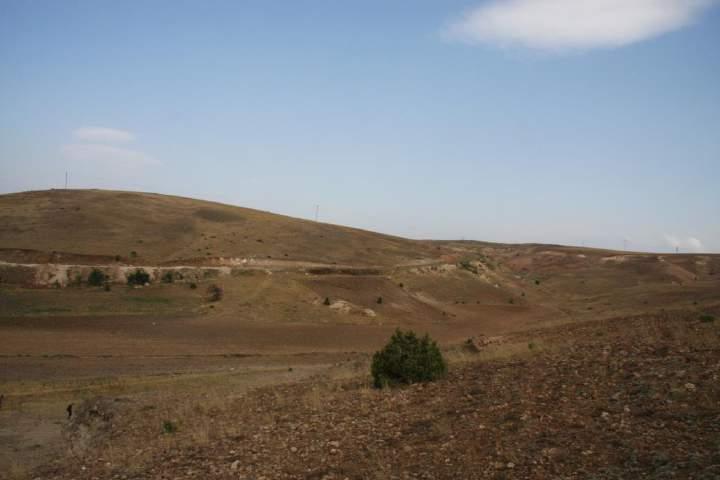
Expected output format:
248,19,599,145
1,0,719,252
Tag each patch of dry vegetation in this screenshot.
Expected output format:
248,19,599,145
33,310,720,479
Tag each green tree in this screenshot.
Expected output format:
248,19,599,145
371,329,447,388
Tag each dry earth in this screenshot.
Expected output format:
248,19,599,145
1,189,719,478
30,310,720,480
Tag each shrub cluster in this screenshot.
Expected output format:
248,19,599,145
371,329,447,388
87,268,107,287
127,268,151,286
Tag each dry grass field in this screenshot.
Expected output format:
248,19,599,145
1,189,718,479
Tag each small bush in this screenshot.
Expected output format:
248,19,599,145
127,268,151,286
323,297,331,306
161,271,174,284
459,260,478,274
371,329,447,388
207,284,223,302
162,420,177,434
699,314,715,323
377,296,383,304
104,283,111,292
189,282,198,290
87,268,106,287
535,279,541,286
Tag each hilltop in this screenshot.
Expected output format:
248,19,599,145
0,189,440,266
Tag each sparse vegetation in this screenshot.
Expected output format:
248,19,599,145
459,260,479,274
323,297,331,306
189,282,198,289
127,268,151,286
162,420,177,434
376,296,383,304
161,271,175,283
87,268,106,287
699,314,715,323
371,329,447,388
207,284,223,302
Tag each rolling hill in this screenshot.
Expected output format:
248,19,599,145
0,189,441,266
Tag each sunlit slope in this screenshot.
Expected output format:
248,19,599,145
0,189,438,265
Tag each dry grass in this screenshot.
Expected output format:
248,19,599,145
0,189,439,266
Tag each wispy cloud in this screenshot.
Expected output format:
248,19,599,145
663,234,705,253
62,126,158,170
444,0,717,51
73,126,135,143
61,143,159,167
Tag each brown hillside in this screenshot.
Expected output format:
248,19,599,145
0,189,440,266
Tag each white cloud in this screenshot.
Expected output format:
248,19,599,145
445,0,717,51
61,143,159,167
73,126,135,143
663,234,705,253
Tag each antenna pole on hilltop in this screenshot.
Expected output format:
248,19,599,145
314,205,319,222
65,171,68,189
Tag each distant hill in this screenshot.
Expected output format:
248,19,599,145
0,189,441,266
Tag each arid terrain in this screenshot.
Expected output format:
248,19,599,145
1,189,718,479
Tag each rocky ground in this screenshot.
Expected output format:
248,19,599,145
32,309,720,480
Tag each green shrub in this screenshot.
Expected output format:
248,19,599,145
377,296,383,304
162,420,177,434
127,268,151,286
161,271,175,284
323,297,331,306
371,329,447,388
87,268,106,287
189,282,198,290
699,314,715,323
